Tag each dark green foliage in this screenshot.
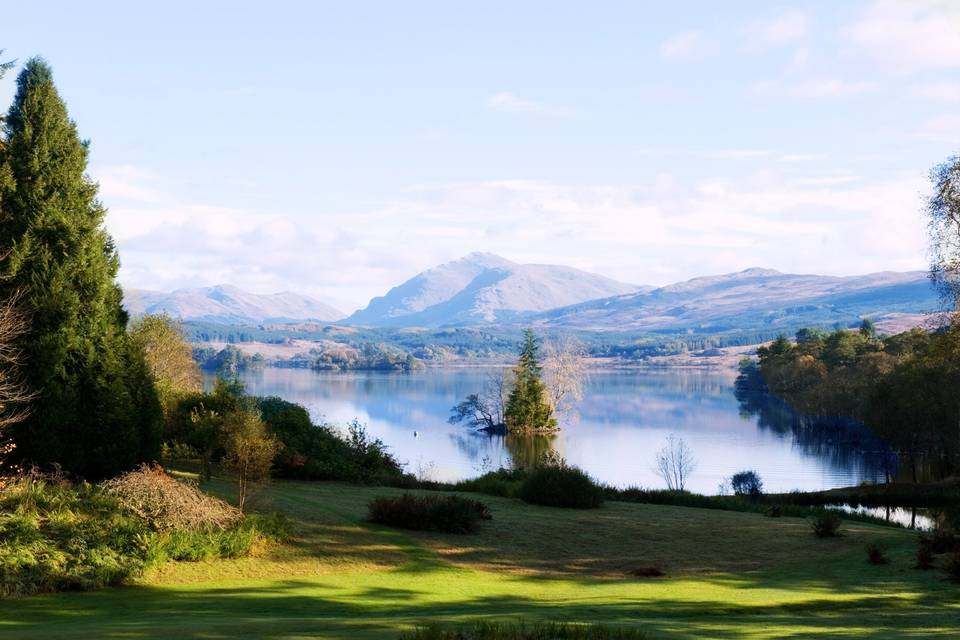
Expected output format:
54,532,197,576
454,468,527,497
367,493,491,533
730,470,763,496
0,58,160,478
257,396,406,483
811,512,842,538
765,505,782,517
865,542,888,565
401,621,648,640
518,465,604,509
915,538,934,570
755,323,960,477
943,551,960,581
504,329,556,433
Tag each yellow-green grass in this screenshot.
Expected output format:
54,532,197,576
0,479,957,639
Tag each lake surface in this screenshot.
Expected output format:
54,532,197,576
222,367,892,493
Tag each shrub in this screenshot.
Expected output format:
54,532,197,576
367,494,491,534
0,471,286,597
101,464,241,531
944,551,960,582
402,621,648,640
765,505,782,518
915,538,935,570
730,470,763,496
865,542,888,565
811,511,842,538
629,567,666,578
455,468,527,498
0,472,147,597
926,526,957,554
518,465,604,509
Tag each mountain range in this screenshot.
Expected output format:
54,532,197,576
123,254,940,336
123,285,345,325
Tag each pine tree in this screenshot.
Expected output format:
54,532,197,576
504,329,557,433
0,58,160,478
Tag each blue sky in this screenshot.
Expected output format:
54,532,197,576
2,0,959,312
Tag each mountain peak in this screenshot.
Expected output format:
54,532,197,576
736,267,782,278
346,254,636,327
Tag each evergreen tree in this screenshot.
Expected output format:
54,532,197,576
504,329,557,433
0,58,160,478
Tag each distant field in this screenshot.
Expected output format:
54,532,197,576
0,480,957,639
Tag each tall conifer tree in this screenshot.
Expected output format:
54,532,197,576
0,58,160,478
504,328,557,433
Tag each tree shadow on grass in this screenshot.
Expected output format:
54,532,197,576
1,570,957,640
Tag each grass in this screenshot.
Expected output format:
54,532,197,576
0,478,957,639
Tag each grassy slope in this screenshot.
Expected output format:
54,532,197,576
0,480,957,639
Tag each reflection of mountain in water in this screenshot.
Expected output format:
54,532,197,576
734,364,896,483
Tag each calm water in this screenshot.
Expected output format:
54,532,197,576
221,367,892,493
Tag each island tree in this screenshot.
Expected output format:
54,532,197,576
504,329,557,433
0,58,160,478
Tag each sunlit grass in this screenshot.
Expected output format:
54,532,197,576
0,479,957,639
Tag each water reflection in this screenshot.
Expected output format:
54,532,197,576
217,367,892,493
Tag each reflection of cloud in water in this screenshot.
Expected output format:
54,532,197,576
223,367,891,493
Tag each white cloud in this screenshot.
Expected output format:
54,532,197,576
659,31,704,62
97,164,929,311
911,81,960,103
915,114,960,144
485,92,570,116
755,77,875,98
745,10,810,48
848,0,960,74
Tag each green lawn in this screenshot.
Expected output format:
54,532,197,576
0,479,957,639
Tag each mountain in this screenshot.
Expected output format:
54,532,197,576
531,268,938,334
123,285,345,324
346,252,641,327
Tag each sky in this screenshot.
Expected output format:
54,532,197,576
2,0,959,313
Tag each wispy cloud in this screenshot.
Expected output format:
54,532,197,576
658,31,704,62
848,0,960,74
485,92,571,116
915,114,960,144
911,81,960,103
745,10,810,48
98,164,928,310
754,77,875,99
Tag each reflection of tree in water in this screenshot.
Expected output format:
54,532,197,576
504,434,557,469
735,363,897,482
448,432,557,471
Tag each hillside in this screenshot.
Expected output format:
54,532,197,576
123,285,345,325
346,252,640,327
533,268,938,334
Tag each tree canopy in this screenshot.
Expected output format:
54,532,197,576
0,58,160,478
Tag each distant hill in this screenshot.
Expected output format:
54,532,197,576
123,284,345,325
345,252,641,327
531,268,938,334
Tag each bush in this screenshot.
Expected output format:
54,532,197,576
518,465,604,509
944,551,960,582
925,526,957,554
730,470,763,496
402,621,648,640
765,505,782,518
916,538,935,570
811,511,842,538
101,463,241,530
0,471,286,597
367,494,491,534
865,542,888,565
0,472,147,597
455,468,527,498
